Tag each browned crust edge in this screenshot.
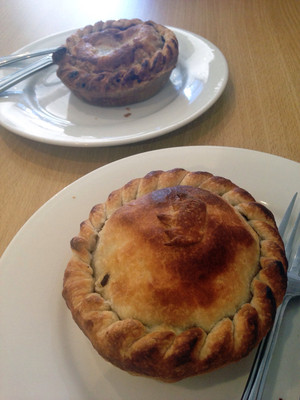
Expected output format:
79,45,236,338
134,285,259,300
62,168,287,381
53,19,179,106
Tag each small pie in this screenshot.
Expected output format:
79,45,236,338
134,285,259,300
63,168,287,381
53,19,178,106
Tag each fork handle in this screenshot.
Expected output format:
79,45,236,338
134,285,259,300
241,295,291,399
0,47,58,67
0,55,53,94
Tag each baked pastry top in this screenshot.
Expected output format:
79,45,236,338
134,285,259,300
53,19,178,106
63,168,287,381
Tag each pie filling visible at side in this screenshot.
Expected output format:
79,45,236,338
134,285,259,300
53,19,179,106
63,168,287,381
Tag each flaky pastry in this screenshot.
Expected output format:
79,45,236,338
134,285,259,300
63,168,287,381
53,19,178,106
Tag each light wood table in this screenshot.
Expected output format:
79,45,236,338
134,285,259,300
1,0,299,257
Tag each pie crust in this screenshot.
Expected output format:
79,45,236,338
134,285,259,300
63,168,287,381
53,19,178,106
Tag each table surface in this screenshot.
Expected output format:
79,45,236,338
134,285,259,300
0,2,300,400
0,0,299,256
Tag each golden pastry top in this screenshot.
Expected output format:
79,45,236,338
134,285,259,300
65,21,165,71
94,185,260,332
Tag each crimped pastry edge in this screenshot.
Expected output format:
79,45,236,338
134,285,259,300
63,168,287,381
53,19,179,106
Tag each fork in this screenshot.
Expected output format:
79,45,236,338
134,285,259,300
0,47,65,94
241,193,300,399
0,47,58,67
0,55,54,94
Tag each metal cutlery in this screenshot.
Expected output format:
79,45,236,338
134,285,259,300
0,55,54,94
241,193,300,399
0,47,65,94
0,47,59,67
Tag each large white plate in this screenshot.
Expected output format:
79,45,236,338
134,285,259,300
0,146,299,400
0,27,228,147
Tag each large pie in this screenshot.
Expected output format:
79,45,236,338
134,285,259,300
53,19,178,106
63,168,287,381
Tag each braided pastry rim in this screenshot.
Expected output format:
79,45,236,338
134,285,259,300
53,19,179,106
63,168,287,381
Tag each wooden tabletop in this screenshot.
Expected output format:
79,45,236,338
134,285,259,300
0,0,299,256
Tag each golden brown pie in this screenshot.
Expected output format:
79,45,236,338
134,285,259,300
63,168,287,381
53,19,178,106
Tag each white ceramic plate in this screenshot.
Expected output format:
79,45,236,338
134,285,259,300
0,27,228,147
0,146,299,400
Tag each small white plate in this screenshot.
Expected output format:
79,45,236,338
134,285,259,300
0,27,228,146
0,146,299,400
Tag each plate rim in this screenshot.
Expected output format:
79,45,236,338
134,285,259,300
1,145,299,258
0,146,299,400
0,27,228,147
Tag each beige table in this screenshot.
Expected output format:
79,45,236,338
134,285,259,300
0,2,300,399
1,0,299,256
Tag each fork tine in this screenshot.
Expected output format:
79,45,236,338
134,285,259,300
279,192,298,237
241,193,299,400
286,212,300,262
290,244,300,274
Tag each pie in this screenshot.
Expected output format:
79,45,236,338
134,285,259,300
53,19,178,106
63,168,287,381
